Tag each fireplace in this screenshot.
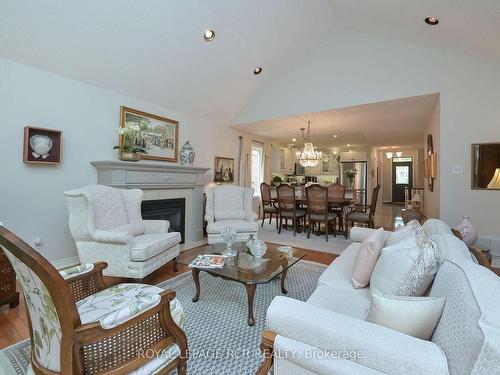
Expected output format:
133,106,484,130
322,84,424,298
141,198,186,244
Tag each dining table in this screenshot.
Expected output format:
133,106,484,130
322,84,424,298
271,196,354,236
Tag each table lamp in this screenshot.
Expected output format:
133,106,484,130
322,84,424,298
487,168,500,189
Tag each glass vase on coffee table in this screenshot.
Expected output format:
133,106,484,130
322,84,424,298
221,226,238,256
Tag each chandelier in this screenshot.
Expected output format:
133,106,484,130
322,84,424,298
296,121,322,167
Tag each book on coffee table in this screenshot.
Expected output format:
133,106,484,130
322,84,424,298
188,254,227,269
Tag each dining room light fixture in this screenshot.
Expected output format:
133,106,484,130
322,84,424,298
386,150,393,159
295,121,322,167
396,151,403,157
203,29,216,41
253,67,263,75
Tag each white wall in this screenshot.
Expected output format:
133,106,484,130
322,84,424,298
0,57,241,262
235,29,500,237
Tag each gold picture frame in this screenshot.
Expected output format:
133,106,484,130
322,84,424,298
120,106,179,162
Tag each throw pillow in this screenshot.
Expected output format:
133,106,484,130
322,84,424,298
385,219,423,246
370,234,440,296
351,228,386,288
367,294,446,340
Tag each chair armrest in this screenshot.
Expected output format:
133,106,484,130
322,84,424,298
143,219,170,234
73,290,187,373
90,229,133,244
266,296,448,375
468,245,491,268
204,213,214,223
63,262,107,302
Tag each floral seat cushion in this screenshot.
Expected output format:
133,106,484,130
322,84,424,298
77,283,185,329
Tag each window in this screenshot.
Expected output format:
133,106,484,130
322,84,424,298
251,145,264,196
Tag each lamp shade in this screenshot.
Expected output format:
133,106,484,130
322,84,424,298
412,193,422,202
487,168,500,189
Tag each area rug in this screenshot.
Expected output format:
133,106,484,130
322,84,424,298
0,260,326,375
258,218,352,254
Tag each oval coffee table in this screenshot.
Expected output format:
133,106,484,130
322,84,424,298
176,242,306,326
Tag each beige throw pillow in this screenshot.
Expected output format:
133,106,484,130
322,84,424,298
351,228,386,288
367,294,446,340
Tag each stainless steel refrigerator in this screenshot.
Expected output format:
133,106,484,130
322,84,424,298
340,161,367,204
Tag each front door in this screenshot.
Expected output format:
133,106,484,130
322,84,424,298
392,160,412,203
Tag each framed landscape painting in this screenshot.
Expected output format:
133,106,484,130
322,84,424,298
120,106,179,162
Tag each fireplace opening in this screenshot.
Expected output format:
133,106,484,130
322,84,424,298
141,198,186,244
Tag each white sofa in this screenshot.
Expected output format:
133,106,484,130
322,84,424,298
64,185,181,279
204,184,258,244
263,225,500,375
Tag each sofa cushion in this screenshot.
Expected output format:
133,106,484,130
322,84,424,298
131,232,181,261
307,284,370,320
422,218,452,236
367,294,445,340
317,243,361,289
213,186,245,220
206,220,259,234
430,233,472,263
351,227,386,288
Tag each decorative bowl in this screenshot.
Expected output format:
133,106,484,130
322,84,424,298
249,240,267,258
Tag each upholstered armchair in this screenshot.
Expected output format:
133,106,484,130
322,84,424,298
64,185,181,279
204,185,259,244
0,226,188,375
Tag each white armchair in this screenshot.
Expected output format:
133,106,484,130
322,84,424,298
64,185,181,279
204,185,259,244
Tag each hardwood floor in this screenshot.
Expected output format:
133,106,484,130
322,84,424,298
0,245,336,350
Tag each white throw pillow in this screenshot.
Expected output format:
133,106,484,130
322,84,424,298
422,219,452,236
370,236,440,296
367,294,446,340
351,228,386,288
385,219,423,246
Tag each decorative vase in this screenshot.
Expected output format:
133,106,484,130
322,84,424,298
245,234,255,249
249,240,267,258
179,140,195,167
119,152,140,162
221,226,238,257
347,177,354,189
456,216,478,246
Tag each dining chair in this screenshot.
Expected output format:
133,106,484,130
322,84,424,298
306,185,337,242
276,184,306,236
344,185,381,238
327,183,346,231
260,182,278,229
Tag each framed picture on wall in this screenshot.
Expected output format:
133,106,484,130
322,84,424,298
120,106,179,162
23,126,63,164
214,157,235,183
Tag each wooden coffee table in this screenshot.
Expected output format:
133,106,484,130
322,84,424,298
176,242,306,326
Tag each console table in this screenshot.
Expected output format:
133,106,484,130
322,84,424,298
0,248,19,309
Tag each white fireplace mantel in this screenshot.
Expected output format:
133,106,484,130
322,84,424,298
91,160,210,189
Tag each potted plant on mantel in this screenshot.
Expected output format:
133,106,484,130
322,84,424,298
114,123,147,162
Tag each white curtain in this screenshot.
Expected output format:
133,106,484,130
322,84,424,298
238,136,252,187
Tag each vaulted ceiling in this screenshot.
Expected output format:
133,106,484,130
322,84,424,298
1,1,499,124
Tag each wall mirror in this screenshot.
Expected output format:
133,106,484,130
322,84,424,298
472,143,500,190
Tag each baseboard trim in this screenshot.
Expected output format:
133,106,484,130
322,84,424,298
51,256,80,270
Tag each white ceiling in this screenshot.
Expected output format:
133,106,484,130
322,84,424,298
0,1,499,124
231,94,439,149
0,0,334,123
329,0,500,62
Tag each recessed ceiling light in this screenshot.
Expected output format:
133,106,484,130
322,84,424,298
346,144,351,147
253,67,263,75
425,16,439,25
203,29,216,41
333,134,338,138
292,138,296,142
